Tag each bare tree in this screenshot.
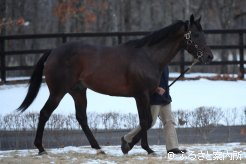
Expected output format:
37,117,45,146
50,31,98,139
3,114,14,130
244,108,246,124
64,114,77,130
223,108,238,126
87,112,101,130
240,108,246,125
13,113,22,130
0,115,3,129
47,114,65,130
223,108,238,142
100,112,121,130
120,113,138,129
24,112,39,130
189,106,224,142
175,109,190,127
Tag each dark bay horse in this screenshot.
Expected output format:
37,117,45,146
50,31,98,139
17,15,213,155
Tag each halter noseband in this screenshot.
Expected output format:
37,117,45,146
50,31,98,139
184,31,204,60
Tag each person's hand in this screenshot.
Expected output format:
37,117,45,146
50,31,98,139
155,87,165,95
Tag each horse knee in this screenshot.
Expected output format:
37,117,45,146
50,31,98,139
39,110,52,123
39,95,62,122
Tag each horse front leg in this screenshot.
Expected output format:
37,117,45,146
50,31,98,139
135,93,154,154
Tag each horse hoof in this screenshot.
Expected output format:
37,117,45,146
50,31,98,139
148,151,157,156
96,149,106,155
38,151,48,155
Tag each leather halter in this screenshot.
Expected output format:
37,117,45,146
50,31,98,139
184,31,204,60
168,30,202,88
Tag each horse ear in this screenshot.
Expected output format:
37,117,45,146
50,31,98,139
197,16,201,23
190,14,195,25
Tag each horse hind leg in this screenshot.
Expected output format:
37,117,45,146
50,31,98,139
34,93,64,155
69,86,103,153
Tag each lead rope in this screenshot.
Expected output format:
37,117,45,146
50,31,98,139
168,58,199,88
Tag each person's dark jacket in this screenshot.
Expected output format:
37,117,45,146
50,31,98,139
150,66,172,105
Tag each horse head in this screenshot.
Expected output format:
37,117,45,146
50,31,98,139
184,15,213,64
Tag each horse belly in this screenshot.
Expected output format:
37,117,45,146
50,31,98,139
81,75,131,97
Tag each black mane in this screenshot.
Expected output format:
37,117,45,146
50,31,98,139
124,21,185,48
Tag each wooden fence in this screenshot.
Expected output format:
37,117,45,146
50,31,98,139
0,29,246,84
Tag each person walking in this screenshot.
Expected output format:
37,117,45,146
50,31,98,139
121,66,187,154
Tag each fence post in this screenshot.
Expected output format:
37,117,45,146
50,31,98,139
0,38,6,83
62,35,67,43
239,32,244,79
117,34,122,44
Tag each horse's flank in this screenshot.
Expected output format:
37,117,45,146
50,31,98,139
45,42,158,97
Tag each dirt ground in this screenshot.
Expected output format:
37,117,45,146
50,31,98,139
0,144,245,164
1,152,245,164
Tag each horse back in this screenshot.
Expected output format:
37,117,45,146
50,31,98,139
44,42,160,96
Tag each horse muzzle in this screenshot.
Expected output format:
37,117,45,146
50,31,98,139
201,48,213,64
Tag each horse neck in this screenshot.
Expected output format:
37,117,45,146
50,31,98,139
146,29,185,69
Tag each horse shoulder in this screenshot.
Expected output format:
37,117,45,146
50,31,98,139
127,52,161,92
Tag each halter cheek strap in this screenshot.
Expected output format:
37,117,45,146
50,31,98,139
184,31,204,59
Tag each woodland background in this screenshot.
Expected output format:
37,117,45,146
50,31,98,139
1,0,246,34
1,0,246,75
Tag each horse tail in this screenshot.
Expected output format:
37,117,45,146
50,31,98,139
17,50,51,113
